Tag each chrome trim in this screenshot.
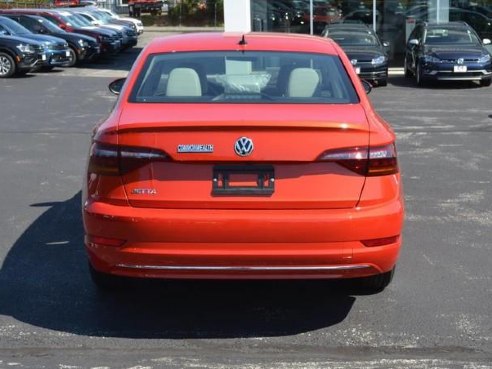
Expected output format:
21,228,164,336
116,264,373,272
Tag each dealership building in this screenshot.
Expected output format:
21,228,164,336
223,0,490,65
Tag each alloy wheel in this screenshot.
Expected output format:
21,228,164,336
0,54,14,78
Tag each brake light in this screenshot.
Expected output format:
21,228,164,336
88,142,168,176
318,143,398,176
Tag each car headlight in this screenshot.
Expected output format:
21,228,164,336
16,44,35,54
78,39,89,47
424,55,441,63
478,53,491,63
371,55,387,65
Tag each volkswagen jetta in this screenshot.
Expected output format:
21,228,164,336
83,32,404,292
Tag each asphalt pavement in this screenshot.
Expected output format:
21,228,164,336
0,31,491,368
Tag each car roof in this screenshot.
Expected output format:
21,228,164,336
144,32,340,55
423,21,471,29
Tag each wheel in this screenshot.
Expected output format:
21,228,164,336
0,52,16,78
404,57,412,78
416,63,425,87
480,78,491,87
359,267,395,292
89,262,126,291
65,47,78,67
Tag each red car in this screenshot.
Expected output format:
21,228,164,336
83,32,404,292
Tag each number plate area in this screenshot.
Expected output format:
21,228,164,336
212,165,275,196
454,65,467,72
355,67,361,74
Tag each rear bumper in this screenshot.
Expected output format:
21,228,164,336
84,197,404,280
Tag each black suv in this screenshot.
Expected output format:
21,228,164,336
1,14,99,66
322,23,390,86
0,34,45,77
0,16,71,69
404,22,492,87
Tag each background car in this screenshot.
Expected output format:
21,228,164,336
0,34,45,77
0,16,70,70
322,23,390,86
95,7,144,35
1,14,99,66
83,32,404,293
404,21,492,86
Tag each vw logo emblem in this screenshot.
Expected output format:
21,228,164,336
351,59,358,66
457,58,464,65
234,137,254,157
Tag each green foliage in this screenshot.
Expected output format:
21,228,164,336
1,0,51,7
168,0,223,26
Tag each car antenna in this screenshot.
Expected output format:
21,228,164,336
238,35,247,46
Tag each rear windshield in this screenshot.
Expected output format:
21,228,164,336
129,51,359,104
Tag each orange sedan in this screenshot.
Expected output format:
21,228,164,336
83,32,404,292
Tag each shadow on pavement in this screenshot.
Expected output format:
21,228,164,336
0,192,357,339
82,47,144,72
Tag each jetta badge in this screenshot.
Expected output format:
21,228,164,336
234,137,254,157
457,58,464,65
351,59,358,65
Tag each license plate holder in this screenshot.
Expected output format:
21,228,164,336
355,66,361,74
212,165,274,196
454,65,467,72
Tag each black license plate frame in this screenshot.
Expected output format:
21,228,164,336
212,165,275,196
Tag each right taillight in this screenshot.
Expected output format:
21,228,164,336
88,142,169,176
318,143,398,176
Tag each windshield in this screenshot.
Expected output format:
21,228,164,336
424,28,481,45
330,31,380,46
57,13,84,27
36,17,64,33
130,51,359,104
87,11,106,22
0,17,32,35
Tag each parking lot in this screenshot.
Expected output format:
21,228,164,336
0,30,491,368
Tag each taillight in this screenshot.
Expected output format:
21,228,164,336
318,143,398,176
88,142,168,176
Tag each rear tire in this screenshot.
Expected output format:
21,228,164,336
89,262,126,291
416,63,425,87
480,78,491,87
0,52,16,78
358,267,395,293
404,57,412,78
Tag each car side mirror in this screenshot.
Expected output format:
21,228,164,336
361,79,372,94
483,38,491,45
408,39,419,46
108,78,125,95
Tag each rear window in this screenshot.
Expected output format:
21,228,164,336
129,51,359,104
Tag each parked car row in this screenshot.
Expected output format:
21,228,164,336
0,6,142,78
321,20,491,88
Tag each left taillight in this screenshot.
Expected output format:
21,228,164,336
88,142,169,176
318,143,398,176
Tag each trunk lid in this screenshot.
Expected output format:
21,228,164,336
117,103,369,210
